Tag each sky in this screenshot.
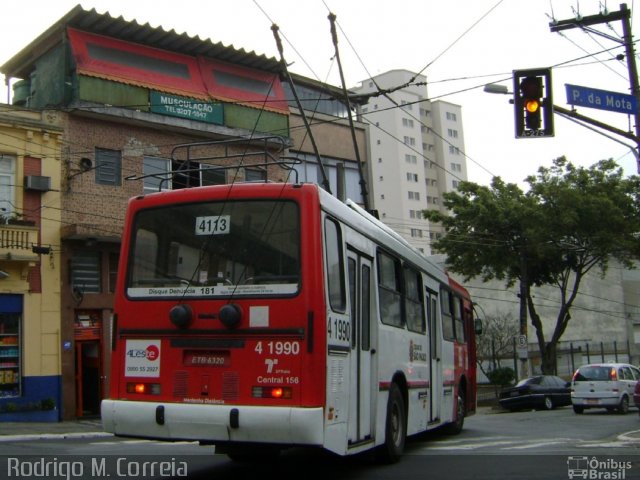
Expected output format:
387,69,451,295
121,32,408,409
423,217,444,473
0,0,638,187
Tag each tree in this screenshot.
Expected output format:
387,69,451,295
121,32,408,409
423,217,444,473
424,157,640,374
476,312,519,379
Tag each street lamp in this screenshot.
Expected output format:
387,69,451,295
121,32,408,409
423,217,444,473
483,83,510,95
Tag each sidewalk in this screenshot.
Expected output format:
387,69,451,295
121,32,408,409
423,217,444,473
0,418,110,442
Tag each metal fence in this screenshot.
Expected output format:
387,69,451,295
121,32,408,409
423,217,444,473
478,340,635,381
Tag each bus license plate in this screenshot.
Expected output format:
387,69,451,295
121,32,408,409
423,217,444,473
183,350,230,367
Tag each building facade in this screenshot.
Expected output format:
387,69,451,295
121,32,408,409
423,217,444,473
0,109,64,419
0,5,367,420
352,69,468,254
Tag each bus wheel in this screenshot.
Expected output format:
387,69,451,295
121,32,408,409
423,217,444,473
444,391,465,435
375,383,406,464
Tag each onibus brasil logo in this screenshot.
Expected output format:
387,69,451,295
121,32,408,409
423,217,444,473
567,456,632,479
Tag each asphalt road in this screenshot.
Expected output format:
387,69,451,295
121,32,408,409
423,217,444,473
1,406,639,479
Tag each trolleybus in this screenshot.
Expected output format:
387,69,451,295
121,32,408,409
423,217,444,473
102,180,479,462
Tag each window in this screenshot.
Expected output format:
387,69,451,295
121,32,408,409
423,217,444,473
402,118,414,128
361,264,371,350
0,155,15,218
447,129,459,139
410,228,423,238
289,152,363,204
405,154,417,164
449,145,460,155
403,136,416,146
440,289,455,341
400,100,413,111
406,173,418,182
202,165,227,186
446,112,457,121
108,252,119,293
348,257,357,349
71,251,101,293
451,163,462,172
143,157,171,193
452,180,460,189
377,251,402,327
404,266,424,333
129,200,300,297
325,218,346,312
408,191,420,200
452,294,466,343
245,168,267,182
0,298,21,398
95,148,122,186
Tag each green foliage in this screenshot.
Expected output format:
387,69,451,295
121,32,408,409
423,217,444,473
424,157,640,373
487,367,516,386
41,397,56,411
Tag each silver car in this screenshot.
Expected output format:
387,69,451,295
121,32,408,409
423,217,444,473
571,363,640,414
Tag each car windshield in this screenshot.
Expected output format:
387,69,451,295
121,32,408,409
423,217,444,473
574,366,612,381
126,199,300,298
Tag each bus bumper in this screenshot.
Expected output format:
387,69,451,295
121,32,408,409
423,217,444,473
101,400,324,446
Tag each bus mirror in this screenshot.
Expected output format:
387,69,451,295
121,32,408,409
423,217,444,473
474,318,483,335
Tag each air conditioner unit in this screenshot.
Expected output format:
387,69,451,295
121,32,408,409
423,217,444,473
24,175,51,192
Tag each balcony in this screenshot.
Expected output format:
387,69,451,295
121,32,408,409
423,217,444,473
0,223,39,262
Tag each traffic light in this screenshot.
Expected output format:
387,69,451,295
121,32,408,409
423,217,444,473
521,76,542,130
513,68,554,138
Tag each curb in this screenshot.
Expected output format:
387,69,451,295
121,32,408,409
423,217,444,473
0,431,112,443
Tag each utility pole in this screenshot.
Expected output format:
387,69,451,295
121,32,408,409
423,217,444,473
518,250,529,379
550,3,640,173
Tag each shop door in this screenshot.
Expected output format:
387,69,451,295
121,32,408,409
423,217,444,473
75,340,102,417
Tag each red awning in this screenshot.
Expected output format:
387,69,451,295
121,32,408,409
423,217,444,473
198,56,289,114
67,28,289,114
68,28,208,99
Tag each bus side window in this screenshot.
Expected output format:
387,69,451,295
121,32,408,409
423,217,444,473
377,250,402,327
440,289,455,341
404,266,424,333
453,295,466,343
325,218,346,312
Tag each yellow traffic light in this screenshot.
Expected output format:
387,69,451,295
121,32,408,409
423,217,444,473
525,99,540,113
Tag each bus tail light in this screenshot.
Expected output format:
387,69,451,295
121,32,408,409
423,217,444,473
127,382,161,395
252,386,292,399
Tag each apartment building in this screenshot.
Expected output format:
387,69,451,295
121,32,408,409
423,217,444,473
352,69,468,254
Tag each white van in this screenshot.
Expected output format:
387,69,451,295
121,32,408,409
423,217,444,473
571,363,640,414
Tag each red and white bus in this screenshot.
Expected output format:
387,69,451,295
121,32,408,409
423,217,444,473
102,181,478,462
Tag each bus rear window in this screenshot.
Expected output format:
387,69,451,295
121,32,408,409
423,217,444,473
126,200,300,298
